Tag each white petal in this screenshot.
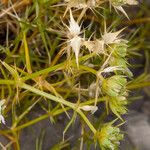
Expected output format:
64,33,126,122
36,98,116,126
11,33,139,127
83,41,95,52
102,29,124,44
101,66,123,73
69,10,81,35
114,6,129,19
80,105,98,114
95,40,104,53
0,115,5,124
70,36,82,67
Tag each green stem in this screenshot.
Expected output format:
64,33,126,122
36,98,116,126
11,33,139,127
127,81,150,89
0,80,15,85
21,83,75,107
12,131,20,150
12,112,54,132
20,83,96,134
77,110,96,134
21,53,95,81
21,63,63,81
4,98,105,133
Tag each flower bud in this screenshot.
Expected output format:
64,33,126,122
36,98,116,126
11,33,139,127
102,75,127,97
109,43,127,58
109,96,128,118
109,57,133,77
95,123,123,150
109,57,127,68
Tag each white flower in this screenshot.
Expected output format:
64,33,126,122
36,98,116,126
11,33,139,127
102,28,124,45
0,99,6,124
80,105,98,114
68,10,81,36
83,39,104,54
101,66,124,73
66,10,82,67
70,36,82,67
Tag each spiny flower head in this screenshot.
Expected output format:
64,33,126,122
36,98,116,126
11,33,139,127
102,75,127,97
109,96,128,119
109,57,127,68
65,10,83,67
102,28,124,45
108,43,128,58
95,122,123,150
